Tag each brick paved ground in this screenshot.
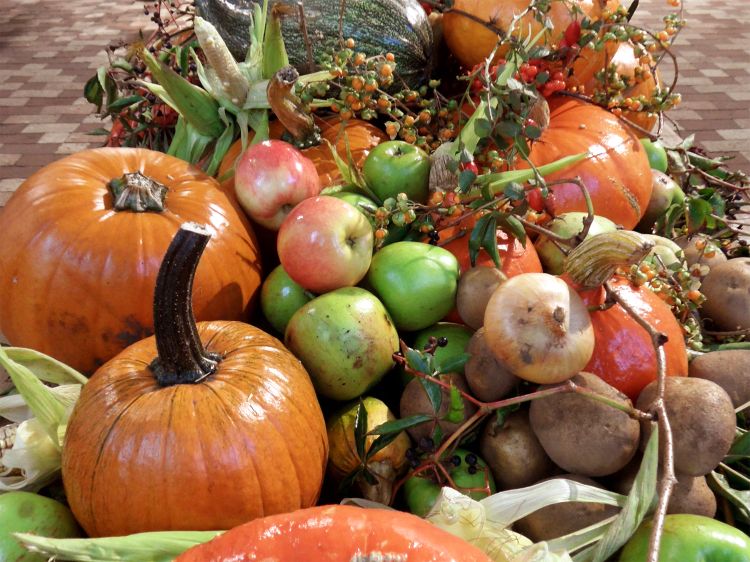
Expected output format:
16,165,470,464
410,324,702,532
0,0,748,207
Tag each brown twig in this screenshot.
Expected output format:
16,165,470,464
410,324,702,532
604,281,677,562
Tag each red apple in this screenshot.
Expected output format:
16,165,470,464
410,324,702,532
234,140,322,230
277,196,374,293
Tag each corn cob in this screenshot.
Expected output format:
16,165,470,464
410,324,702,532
564,230,654,288
194,16,249,106
0,422,19,475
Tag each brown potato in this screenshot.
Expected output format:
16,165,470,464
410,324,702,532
689,349,750,408
399,373,478,444
513,474,619,542
456,266,507,330
480,409,558,490
464,328,519,402
700,257,750,331
636,377,736,476
529,372,640,477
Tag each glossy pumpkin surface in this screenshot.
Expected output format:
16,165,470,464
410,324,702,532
443,0,604,69
176,504,493,562
0,148,262,374
62,320,328,536
526,98,653,229
219,117,385,191
577,276,688,400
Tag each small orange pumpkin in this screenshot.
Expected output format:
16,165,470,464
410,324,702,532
524,97,653,229
176,504,493,562
61,224,328,537
576,275,688,400
0,148,262,374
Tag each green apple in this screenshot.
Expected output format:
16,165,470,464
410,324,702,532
0,492,82,561
403,449,496,517
362,140,431,203
284,287,399,401
330,191,408,245
640,138,668,173
260,264,315,335
367,241,460,332
400,322,474,386
534,212,617,274
643,234,684,268
636,170,684,232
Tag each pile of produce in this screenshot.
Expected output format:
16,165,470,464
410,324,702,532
1,0,750,560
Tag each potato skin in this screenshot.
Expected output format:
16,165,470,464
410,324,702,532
636,377,736,476
479,409,557,490
689,349,750,408
529,372,640,477
464,328,518,402
700,257,750,331
513,475,619,542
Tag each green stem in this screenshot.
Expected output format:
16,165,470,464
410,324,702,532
149,223,221,387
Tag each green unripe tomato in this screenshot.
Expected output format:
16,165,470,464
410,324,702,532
261,264,314,335
400,322,474,386
620,514,750,562
640,138,669,173
363,140,431,204
330,191,408,245
0,491,82,561
403,449,496,517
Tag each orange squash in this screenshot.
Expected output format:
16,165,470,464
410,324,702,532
443,0,606,69
525,98,652,229
576,276,688,400
61,224,328,537
176,504,493,562
0,148,262,374
219,117,386,191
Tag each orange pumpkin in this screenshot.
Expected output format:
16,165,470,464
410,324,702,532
176,504,493,562
0,148,262,374
443,0,606,69
219,117,386,191
62,224,328,537
576,275,688,400
568,40,661,132
525,97,653,229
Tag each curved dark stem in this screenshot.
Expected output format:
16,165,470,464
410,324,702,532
267,65,320,148
150,223,221,386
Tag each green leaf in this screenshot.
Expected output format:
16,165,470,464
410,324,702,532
83,74,104,111
499,213,527,247
262,3,290,79
573,424,659,562
480,215,501,268
496,120,521,138
469,214,495,267
504,182,525,201
3,348,87,386
368,414,434,436
687,198,712,233
727,431,750,463
107,95,145,112
443,385,465,424
365,432,404,461
458,169,477,192
420,376,443,415
473,117,492,139
525,124,542,139
354,400,368,460
708,470,750,521
438,352,471,375
405,348,432,376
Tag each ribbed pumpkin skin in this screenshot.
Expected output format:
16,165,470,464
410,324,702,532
526,98,652,229
176,504,493,562
0,148,262,374
443,0,603,69
61,320,328,537
219,118,386,191
578,277,688,400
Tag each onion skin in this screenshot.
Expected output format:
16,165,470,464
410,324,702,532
483,273,594,383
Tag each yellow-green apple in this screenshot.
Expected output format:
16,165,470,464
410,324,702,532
284,287,399,400
367,241,460,331
534,212,617,274
363,140,431,203
277,195,374,294
260,264,315,335
234,140,321,230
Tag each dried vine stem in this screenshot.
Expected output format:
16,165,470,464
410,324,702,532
604,280,677,562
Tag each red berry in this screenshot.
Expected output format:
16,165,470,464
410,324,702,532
420,2,432,14
564,20,581,46
461,161,479,175
526,188,545,212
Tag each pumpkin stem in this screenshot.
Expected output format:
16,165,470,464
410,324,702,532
150,223,221,386
108,172,168,212
267,65,321,148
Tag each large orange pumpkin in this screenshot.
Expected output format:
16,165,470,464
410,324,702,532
62,224,328,537
576,275,688,400
443,0,607,69
176,504,493,562
0,148,262,374
525,98,652,229
219,117,386,191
